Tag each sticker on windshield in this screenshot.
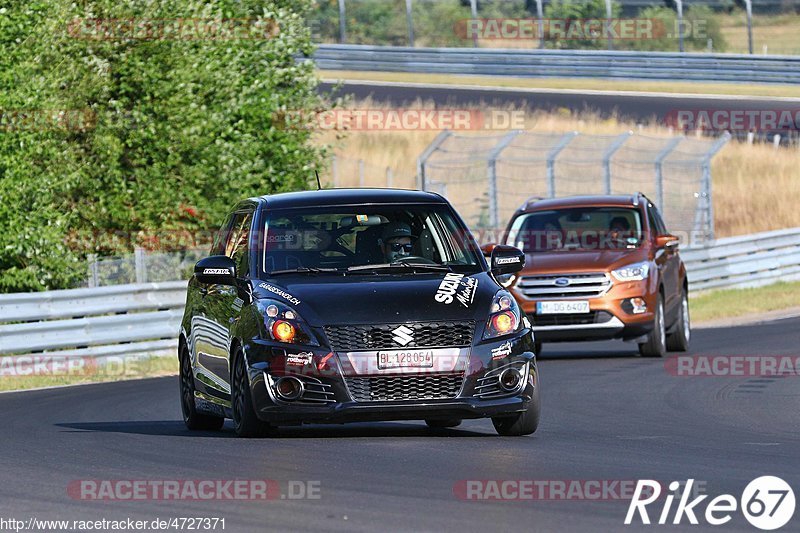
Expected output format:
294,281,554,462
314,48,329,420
435,273,478,308
258,283,301,305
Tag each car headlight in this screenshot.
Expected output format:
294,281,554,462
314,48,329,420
611,261,650,282
483,290,521,339
256,299,319,346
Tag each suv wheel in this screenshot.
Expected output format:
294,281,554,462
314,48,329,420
639,296,667,358
232,347,276,438
179,344,224,431
666,290,691,351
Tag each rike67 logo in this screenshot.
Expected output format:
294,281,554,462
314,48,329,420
625,477,795,530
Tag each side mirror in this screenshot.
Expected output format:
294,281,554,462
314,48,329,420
194,255,237,285
490,245,525,275
655,234,680,249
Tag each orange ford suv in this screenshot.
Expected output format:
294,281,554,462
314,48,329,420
487,193,690,358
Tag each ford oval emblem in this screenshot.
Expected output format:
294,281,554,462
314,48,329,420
554,277,571,287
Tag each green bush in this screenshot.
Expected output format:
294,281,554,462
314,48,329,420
0,0,328,292
629,5,727,52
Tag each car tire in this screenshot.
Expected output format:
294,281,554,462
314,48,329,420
425,418,462,429
639,295,667,358
179,344,224,431
491,373,540,436
232,347,276,438
666,290,691,352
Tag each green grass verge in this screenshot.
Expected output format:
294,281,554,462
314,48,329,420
0,355,178,393
690,281,800,323
319,70,800,99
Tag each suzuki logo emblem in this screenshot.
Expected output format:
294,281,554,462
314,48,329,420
391,325,414,346
554,277,571,287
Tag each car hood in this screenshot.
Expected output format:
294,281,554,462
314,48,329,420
252,272,499,326
523,248,649,274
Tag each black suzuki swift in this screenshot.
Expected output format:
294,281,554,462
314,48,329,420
179,188,540,437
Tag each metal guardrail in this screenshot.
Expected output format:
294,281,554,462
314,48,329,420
312,44,800,84
0,281,186,357
683,228,800,292
0,227,798,357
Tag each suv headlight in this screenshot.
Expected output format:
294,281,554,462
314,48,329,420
483,290,521,339
256,299,319,346
611,261,650,282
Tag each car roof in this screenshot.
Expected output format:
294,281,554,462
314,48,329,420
518,195,642,212
252,188,447,209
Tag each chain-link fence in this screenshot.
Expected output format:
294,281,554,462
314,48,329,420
86,249,206,287
419,130,729,245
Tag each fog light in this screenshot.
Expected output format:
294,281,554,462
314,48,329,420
630,297,647,314
498,367,523,392
274,376,304,401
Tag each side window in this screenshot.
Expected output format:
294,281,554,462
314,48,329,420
225,211,254,277
647,204,666,236
654,208,668,235
211,212,235,256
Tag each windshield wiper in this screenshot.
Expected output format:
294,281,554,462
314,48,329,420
346,262,452,273
268,267,344,275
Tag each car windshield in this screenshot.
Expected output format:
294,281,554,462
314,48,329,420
260,205,483,275
506,207,643,252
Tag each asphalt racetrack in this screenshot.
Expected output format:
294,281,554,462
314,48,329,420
319,80,796,125
1,316,798,531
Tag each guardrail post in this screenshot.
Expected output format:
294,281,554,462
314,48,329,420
134,247,147,284
546,132,578,198
654,137,682,214
417,129,452,191
487,130,521,229
602,132,632,194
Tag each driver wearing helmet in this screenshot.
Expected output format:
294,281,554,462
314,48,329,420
379,221,417,262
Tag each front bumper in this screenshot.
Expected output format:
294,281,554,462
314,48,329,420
513,279,657,342
242,332,537,425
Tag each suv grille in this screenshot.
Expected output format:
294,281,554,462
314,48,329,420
345,373,464,402
516,273,611,299
324,321,475,352
531,311,613,327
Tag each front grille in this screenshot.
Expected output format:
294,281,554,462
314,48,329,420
531,311,613,327
324,321,475,351
516,273,611,299
345,373,464,402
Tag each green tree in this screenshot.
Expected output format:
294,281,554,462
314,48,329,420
0,0,327,292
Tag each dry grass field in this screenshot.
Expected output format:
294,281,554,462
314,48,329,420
313,100,800,238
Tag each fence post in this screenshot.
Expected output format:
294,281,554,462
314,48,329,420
386,166,393,188
469,0,478,47
486,130,521,230
602,131,632,194
700,132,731,242
654,137,682,214
546,132,578,198
535,0,545,49
87,254,98,288
676,0,684,53
332,154,339,187
405,0,414,47
338,0,347,44
134,247,147,284
744,0,754,55
358,159,365,188
417,129,452,190
604,0,614,50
